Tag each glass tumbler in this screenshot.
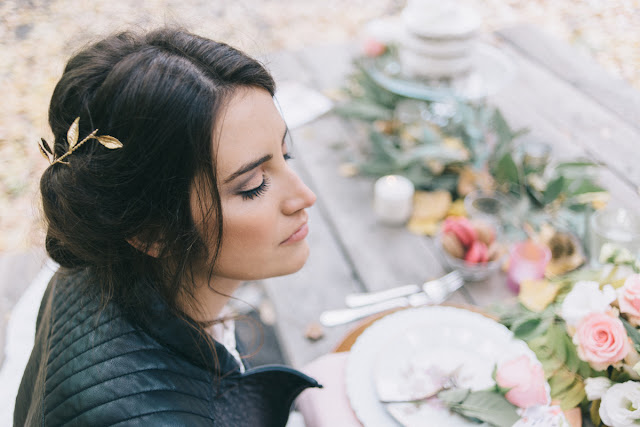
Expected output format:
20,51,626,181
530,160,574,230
507,240,551,294
589,207,640,266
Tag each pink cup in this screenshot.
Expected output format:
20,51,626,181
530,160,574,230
507,241,551,293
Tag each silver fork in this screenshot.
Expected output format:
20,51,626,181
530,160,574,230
319,271,464,327
345,271,463,308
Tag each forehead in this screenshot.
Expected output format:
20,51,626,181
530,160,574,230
214,88,285,175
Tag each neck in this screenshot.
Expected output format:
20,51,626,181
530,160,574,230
184,274,242,322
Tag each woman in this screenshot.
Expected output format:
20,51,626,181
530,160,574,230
15,28,319,426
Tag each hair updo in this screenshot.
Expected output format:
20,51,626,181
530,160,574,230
41,28,275,319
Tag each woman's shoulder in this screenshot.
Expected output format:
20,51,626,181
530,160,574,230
20,268,218,425
17,268,320,426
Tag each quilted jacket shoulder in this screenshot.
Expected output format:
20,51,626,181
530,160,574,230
14,270,319,427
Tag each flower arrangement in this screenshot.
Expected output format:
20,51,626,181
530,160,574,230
497,249,640,427
334,38,608,235
432,354,569,426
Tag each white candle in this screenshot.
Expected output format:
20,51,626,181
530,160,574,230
374,175,415,225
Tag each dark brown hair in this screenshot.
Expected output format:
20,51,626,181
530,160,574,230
41,28,275,323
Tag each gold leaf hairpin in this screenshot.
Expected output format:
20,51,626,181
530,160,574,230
39,117,123,166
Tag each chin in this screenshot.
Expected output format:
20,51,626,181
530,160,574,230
277,242,310,276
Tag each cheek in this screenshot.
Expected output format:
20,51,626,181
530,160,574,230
211,200,283,277
223,209,278,253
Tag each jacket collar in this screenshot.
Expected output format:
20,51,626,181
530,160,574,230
132,291,241,375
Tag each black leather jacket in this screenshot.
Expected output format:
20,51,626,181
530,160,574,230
14,269,319,426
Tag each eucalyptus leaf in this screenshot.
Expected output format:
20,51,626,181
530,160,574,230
543,176,565,205
527,334,551,354
448,390,520,427
540,356,564,377
552,329,568,365
577,361,594,378
621,317,640,352
556,161,598,169
513,317,551,341
369,131,400,164
559,379,586,410
437,387,470,404
358,161,398,176
494,153,520,186
400,144,468,165
548,370,577,397
563,333,581,373
567,178,606,197
334,101,393,121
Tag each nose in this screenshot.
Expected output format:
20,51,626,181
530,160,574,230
281,169,316,215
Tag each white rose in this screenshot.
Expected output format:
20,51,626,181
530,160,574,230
560,281,616,327
584,377,613,401
600,381,640,427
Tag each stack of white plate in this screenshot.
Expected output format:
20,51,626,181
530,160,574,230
398,0,481,79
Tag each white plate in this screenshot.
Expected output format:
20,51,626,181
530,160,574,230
346,306,539,427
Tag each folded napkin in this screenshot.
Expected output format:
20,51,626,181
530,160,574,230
274,81,332,130
296,352,362,427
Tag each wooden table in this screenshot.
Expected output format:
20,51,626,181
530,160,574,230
260,24,640,369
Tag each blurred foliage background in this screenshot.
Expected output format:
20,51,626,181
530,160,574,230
0,0,638,252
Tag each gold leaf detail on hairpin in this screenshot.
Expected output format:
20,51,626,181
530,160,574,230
40,138,53,155
38,138,53,162
96,135,124,149
67,117,80,148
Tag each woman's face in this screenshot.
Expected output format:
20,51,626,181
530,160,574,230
194,87,316,282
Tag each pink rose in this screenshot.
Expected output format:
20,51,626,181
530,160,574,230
363,38,386,57
618,274,640,326
573,312,630,371
496,355,549,408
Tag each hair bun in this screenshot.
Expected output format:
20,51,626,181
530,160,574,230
45,234,90,269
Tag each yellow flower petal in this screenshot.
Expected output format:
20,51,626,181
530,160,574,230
407,217,439,236
518,279,560,312
447,199,467,217
411,191,451,222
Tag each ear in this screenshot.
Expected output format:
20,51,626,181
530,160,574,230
126,237,163,258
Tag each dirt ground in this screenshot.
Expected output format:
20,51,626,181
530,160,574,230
1,0,638,252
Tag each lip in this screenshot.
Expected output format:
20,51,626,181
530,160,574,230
281,222,309,245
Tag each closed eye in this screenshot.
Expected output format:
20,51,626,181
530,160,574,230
239,175,270,200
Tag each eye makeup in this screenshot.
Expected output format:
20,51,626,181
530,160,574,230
239,175,270,200
237,151,292,201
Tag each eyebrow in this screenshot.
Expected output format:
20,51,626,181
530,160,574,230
223,128,289,184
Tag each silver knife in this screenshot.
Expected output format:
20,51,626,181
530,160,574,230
320,271,464,327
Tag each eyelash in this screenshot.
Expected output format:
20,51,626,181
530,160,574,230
239,153,292,200
240,175,270,200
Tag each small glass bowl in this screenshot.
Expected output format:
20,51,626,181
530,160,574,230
463,190,510,226
435,221,506,281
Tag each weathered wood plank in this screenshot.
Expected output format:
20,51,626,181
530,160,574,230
293,46,471,304
262,203,362,367
260,50,363,367
261,30,640,365
487,38,640,211
497,24,640,134
262,47,471,366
